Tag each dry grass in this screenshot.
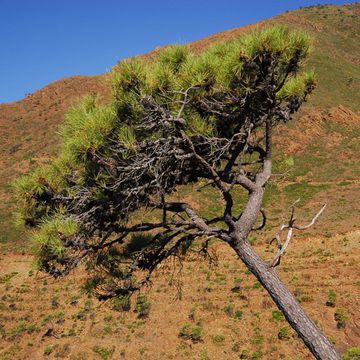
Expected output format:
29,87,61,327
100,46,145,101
0,231,359,359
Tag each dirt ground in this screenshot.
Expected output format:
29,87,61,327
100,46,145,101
0,230,359,359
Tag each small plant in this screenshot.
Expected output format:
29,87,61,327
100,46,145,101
224,303,235,317
54,343,71,358
239,349,251,358
104,315,113,322
135,294,151,318
51,295,59,309
44,345,53,355
84,299,93,311
113,295,131,311
188,306,196,321
68,328,76,336
342,347,360,360
70,294,80,306
234,310,243,320
253,282,262,289
234,277,242,284
0,272,18,284
200,351,211,360
92,345,115,360
75,310,87,321
179,323,203,342
326,290,337,307
278,326,291,340
212,334,225,344
251,327,264,347
231,342,240,352
252,350,263,359
271,310,285,322
139,347,147,356
334,309,348,329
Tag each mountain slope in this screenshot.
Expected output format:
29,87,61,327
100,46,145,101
1,3,359,251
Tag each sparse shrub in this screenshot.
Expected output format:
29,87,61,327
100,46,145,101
113,295,131,311
70,294,80,306
54,343,71,358
299,294,314,303
67,328,76,336
253,282,262,289
215,272,226,283
342,347,360,360
335,309,349,329
251,327,264,347
92,345,115,360
234,277,242,284
271,310,285,322
135,294,150,318
51,296,59,309
179,323,203,342
278,326,291,340
224,303,235,317
103,324,112,334
326,290,337,307
212,334,225,344
252,350,263,359
104,315,113,322
231,285,242,293
84,299,92,311
44,345,53,355
75,310,87,321
232,342,241,352
188,306,196,321
235,310,243,320
239,349,251,359
200,351,211,360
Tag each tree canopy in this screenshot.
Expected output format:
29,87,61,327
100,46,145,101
15,26,314,297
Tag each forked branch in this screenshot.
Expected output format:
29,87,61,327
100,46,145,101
270,201,327,267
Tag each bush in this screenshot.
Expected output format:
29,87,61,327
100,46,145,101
342,347,360,360
212,334,225,344
179,323,203,342
135,294,151,318
271,310,285,322
278,326,291,340
112,295,131,311
335,309,348,329
92,346,115,360
44,345,53,355
234,310,243,320
326,290,337,307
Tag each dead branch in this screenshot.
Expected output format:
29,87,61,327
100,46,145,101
270,201,327,267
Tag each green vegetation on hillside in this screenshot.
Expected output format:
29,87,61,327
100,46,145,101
1,3,360,254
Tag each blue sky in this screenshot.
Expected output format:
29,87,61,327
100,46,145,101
0,0,352,103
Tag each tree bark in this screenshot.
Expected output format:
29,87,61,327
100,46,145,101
230,187,340,359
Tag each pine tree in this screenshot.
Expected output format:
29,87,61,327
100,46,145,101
15,26,339,359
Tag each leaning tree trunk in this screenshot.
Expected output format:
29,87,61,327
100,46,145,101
230,240,340,360
229,188,340,360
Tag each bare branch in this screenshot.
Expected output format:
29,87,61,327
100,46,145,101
293,204,327,230
270,202,327,267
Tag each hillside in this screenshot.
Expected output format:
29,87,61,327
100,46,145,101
0,3,360,360
0,3,360,252
0,232,359,359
